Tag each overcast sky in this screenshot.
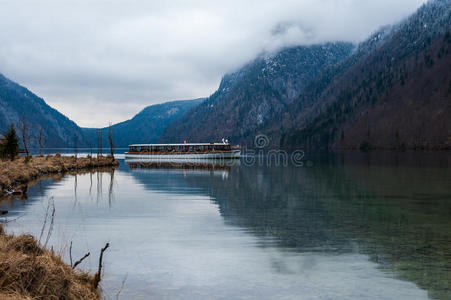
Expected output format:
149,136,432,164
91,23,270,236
0,0,426,127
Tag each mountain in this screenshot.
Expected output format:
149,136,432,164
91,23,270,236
0,73,203,149
160,43,355,146
162,0,451,151
279,0,451,150
83,99,204,148
0,73,84,148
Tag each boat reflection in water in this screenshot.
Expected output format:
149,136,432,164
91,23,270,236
125,158,240,178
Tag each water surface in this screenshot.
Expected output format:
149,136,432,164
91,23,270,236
2,152,451,299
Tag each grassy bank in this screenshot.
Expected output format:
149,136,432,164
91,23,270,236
0,223,100,299
0,155,118,298
0,154,119,197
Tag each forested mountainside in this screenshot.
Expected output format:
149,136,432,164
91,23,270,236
160,43,354,145
162,0,451,151
0,73,84,148
83,99,204,148
279,0,451,150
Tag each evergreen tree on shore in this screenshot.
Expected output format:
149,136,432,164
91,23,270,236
1,124,19,161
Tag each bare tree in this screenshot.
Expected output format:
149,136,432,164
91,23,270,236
38,124,44,156
19,114,29,156
73,133,78,159
93,242,110,289
108,122,115,160
97,129,102,156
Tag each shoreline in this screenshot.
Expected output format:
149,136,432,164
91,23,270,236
0,154,119,198
0,155,118,299
0,223,100,299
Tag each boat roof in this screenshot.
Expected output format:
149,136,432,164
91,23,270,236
129,143,230,147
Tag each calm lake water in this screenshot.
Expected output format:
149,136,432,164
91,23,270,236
2,152,451,299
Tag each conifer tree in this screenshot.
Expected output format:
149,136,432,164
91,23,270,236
1,124,19,161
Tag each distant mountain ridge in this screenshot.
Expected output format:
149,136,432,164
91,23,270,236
160,42,355,145
83,99,204,148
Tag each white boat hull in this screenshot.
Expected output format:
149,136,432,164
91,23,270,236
124,150,241,160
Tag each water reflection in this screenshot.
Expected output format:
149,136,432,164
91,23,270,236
1,154,450,299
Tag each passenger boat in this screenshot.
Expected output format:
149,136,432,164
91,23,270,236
124,142,241,159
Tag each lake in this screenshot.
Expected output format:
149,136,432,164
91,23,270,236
1,152,451,299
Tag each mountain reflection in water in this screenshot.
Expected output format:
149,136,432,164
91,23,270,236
1,153,450,299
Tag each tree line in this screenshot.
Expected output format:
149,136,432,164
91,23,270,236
1,116,115,161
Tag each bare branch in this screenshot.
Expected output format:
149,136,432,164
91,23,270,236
38,124,44,156
93,242,110,289
44,202,56,248
19,114,29,157
108,122,115,160
116,274,128,300
72,252,91,269
38,197,53,244
69,241,73,267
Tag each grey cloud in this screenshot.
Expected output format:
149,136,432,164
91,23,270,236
0,0,427,127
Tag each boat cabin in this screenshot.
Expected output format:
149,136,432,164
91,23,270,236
128,143,233,154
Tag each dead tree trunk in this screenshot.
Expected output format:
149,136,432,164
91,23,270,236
93,242,110,289
73,133,78,159
97,129,102,157
19,114,29,157
38,124,44,156
108,122,115,160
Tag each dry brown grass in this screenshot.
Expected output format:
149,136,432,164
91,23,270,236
0,155,119,197
0,224,100,299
